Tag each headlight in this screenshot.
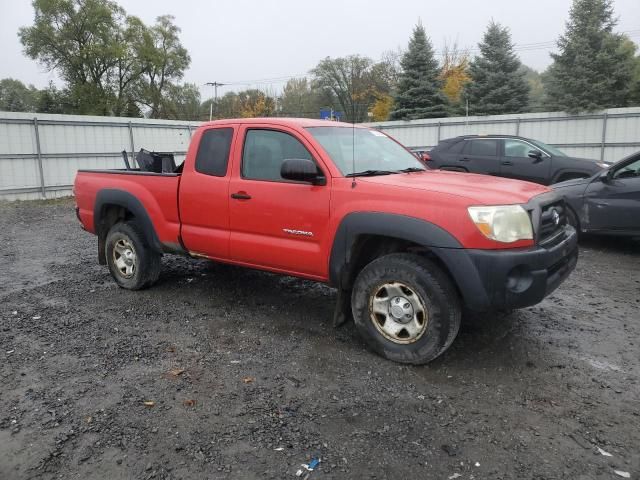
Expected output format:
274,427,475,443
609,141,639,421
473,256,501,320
467,205,533,243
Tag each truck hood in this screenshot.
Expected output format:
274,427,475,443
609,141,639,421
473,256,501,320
357,170,550,204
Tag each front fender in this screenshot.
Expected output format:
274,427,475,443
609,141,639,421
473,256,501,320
328,212,463,288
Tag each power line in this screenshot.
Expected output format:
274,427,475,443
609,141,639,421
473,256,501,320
204,81,226,120
442,29,640,55
221,73,308,86
203,28,640,92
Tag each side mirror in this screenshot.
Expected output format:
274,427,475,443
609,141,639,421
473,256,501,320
281,158,326,185
599,170,612,183
420,152,431,162
528,149,543,162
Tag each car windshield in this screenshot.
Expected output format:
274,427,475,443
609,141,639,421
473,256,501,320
530,139,567,157
306,126,425,176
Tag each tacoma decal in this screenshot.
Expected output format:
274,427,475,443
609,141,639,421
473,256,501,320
283,228,314,237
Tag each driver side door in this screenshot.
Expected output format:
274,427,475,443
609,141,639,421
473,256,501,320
228,126,331,279
584,155,640,233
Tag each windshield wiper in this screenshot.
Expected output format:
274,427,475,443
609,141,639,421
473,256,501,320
345,167,425,177
345,169,397,177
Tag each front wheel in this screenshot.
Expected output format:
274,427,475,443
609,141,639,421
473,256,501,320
105,221,161,290
351,253,461,364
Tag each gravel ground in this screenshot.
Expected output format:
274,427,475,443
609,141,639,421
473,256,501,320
1,198,639,480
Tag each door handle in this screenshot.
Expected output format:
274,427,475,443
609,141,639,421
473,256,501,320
230,192,252,200
501,161,514,166
460,157,470,162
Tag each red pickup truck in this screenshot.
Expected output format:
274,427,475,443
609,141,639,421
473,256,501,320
74,118,578,364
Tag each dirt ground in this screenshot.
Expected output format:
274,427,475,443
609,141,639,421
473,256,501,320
0,198,638,480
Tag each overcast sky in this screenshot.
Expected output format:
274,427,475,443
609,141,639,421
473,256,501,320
1,0,639,97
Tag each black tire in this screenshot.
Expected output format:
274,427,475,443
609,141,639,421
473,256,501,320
351,253,461,364
105,221,161,290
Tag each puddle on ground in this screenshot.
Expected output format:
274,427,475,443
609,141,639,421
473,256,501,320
581,357,624,373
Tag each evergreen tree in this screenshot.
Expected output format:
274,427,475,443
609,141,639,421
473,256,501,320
630,46,640,105
544,0,636,113
390,23,448,120
465,21,529,115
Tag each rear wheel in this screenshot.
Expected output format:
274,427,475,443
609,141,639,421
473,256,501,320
351,253,461,364
105,221,161,290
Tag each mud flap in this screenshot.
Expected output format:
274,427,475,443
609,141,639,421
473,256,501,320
98,236,106,265
333,289,353,328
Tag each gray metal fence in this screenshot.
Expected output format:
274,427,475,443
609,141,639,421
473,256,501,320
367,107,640,164
1,107,639,201
0,111,200,200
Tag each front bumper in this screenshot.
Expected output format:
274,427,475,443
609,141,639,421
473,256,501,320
434,225,578,311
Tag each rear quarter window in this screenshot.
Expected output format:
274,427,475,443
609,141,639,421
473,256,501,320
195,128,233,176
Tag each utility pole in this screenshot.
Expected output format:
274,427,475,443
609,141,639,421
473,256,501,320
205,82,225,121
465,98,469,125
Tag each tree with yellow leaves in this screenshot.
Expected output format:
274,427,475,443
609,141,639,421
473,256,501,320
238,89,275,118
370,93,393,121
439,42,471,108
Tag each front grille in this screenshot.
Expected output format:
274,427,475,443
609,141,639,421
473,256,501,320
538,200,567,247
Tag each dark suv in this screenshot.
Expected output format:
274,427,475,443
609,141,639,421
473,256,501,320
426,135,609,185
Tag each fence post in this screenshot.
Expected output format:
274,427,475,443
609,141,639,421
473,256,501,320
128,121,136,168
187,124,192,137
33,117,46,198
600,112,608,161
436,121,441,143
516,117,521,136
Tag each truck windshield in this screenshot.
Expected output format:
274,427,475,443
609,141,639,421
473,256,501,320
306,126,425,176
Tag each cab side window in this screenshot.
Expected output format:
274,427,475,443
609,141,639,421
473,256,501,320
242,129,313,181
195,128,233,176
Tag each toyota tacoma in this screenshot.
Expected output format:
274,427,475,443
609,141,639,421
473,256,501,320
74,118,578,364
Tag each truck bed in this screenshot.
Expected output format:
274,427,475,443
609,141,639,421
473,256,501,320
74,169,182,249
